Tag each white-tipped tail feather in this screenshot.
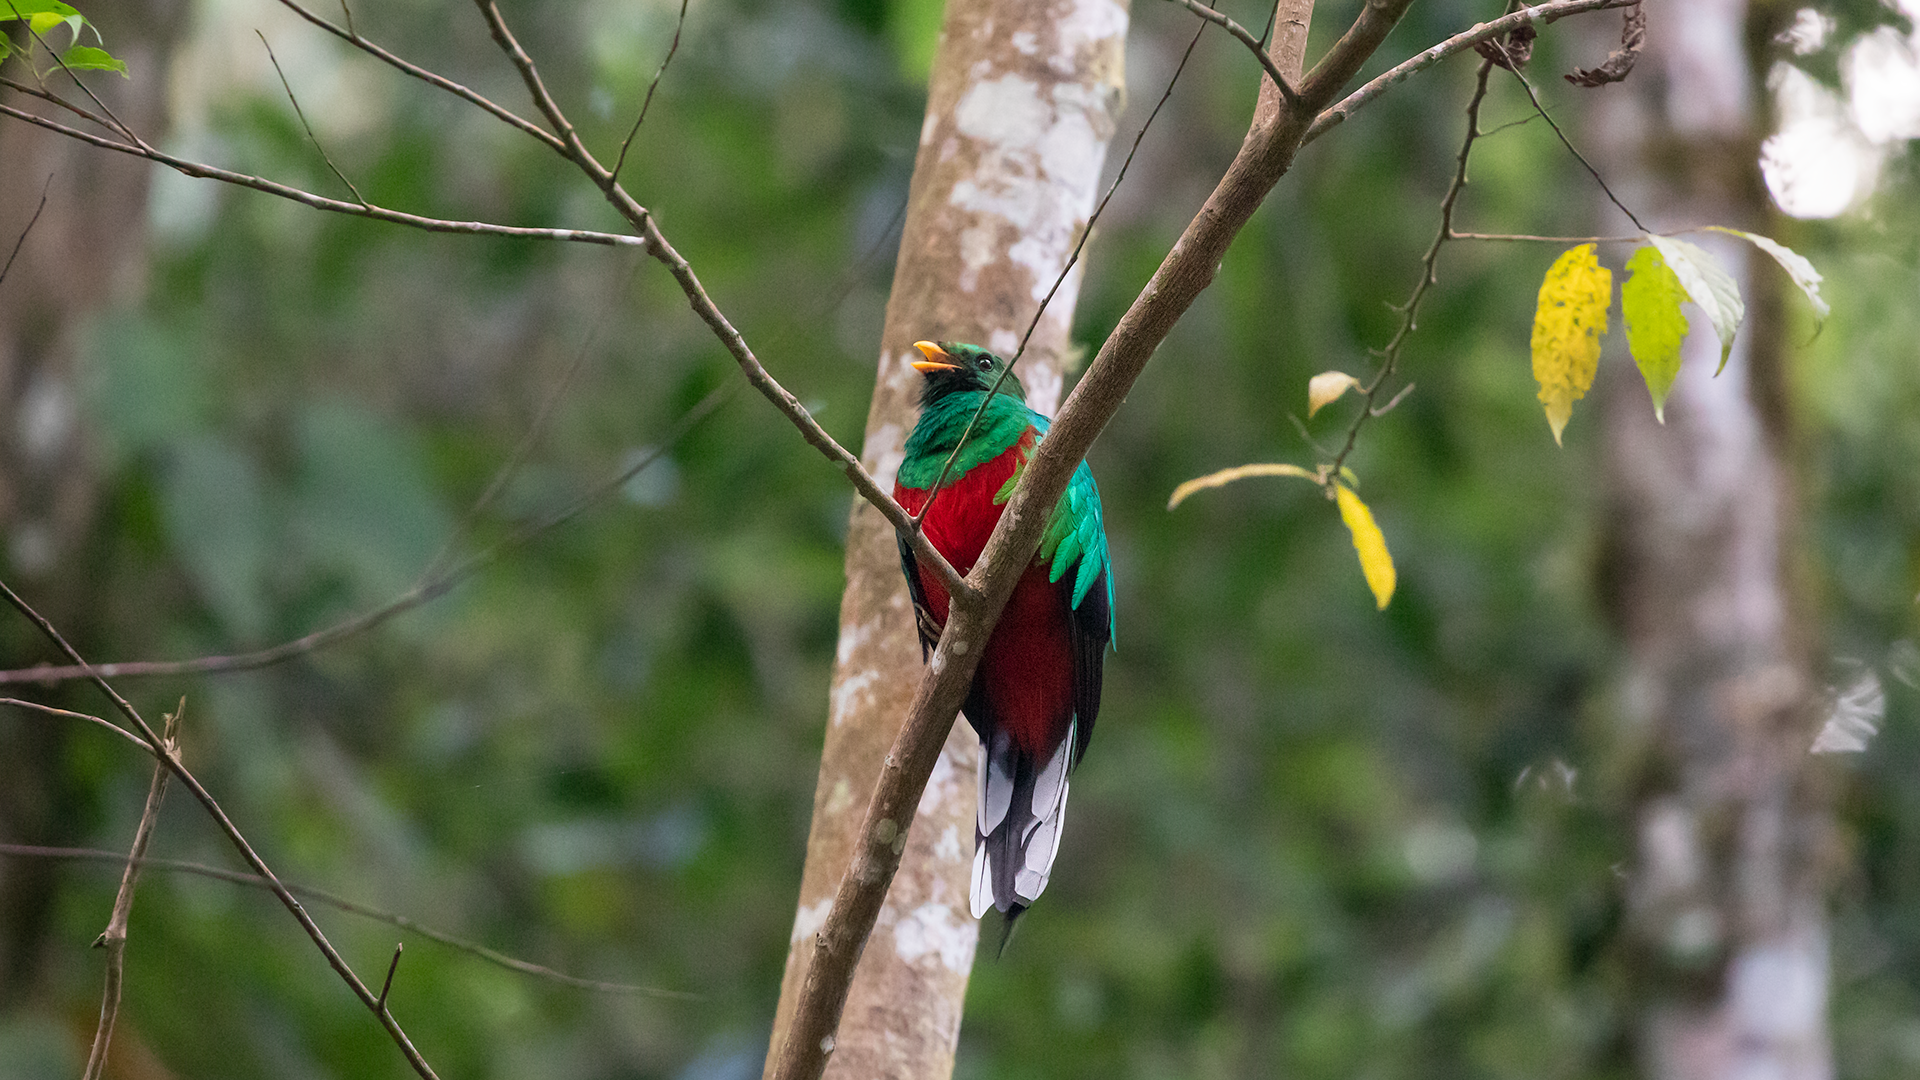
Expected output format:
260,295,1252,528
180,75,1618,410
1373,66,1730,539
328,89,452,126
971,721,1076,920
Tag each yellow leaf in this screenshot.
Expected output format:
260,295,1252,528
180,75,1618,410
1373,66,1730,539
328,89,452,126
1307,371,1362,418
1621,245,1689,422
1530,244,1612,445
1334,484,1395,610
1167,463,1317,510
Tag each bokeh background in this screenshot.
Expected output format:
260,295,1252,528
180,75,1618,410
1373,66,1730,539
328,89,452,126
2,0,1918,1077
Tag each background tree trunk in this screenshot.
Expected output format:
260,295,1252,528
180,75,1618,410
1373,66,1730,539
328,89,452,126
764,0,1129,1075
0,0,184,1006
1592,2,1834,1076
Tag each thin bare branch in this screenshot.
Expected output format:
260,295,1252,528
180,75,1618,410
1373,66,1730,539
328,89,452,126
0,101,644,246
1303,0,1639,146
0,378,732,687
0,843,701,998
1162,0,1300,106
258,30,368,205
1448,229,1643,243
377,944,403,1009
0,581,443,1080
0,697,152,752
1494,51,1647,231
0,73,119,130
1326,59,1496,478
473,0,596,174
273,0,566,154
82,704,179,1080
610,0,690,185
0,173,51,291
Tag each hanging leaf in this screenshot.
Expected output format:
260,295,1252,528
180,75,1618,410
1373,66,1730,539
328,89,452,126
1647,234,1743,373
1621,245,1689,422
1307,371,1362,418
61,44,125,74
1530,243,1612,446
1334,484,1395,610
1704,226,1829,323
1167,462,1317,510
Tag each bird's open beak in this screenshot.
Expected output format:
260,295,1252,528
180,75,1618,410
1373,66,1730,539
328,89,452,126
911,341,959,373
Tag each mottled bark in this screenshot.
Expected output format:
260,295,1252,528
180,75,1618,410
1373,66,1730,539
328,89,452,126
765,1,1129,1077
0,0,183,1003
1590,1,1833,1076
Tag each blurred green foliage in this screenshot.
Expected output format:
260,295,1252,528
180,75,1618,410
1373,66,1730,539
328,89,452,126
3,1,1918,1079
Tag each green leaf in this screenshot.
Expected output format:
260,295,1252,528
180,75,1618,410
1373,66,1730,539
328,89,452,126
60,44,124,74
1621,245,1689,422
1647,234,1744,373
1704,226,1830,323
0,0,84,19
1334,484,1396,610
1530,244,1612,445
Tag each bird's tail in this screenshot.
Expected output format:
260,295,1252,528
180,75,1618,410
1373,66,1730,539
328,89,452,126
970,722,1075,927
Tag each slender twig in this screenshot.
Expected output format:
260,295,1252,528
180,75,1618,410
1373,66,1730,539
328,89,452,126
0,581,443,1080
1302,0,1639,146
1326,59,1497,478
1448,229,1643,243
473,0,597,177
1162,0,1301,105
0,843,700,998
273,0,567,154
0,698,150,752
81,704,178,1080
911,22,1207,529
609,0,689,185
0,101,644,246
0,74,120,131
377,944,403,1009
258,31,368,205
1491,42,1647,231
0,379,733,687
0,174,51,291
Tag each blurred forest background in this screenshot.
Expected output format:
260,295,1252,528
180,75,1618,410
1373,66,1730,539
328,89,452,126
1,0,1918,1077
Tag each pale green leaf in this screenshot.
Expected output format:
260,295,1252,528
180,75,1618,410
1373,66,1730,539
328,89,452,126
1648,234,1743,372
1530,243,1612,445
1167,462,1317,510
1335,484,1396,610
1621,245,1689,422
61,44,124,74
0,1,84,19
1704,226,1829,323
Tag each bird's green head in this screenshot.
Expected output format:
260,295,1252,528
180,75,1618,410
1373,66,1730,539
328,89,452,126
911,341,1025,407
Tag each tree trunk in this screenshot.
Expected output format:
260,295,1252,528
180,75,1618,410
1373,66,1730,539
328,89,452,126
0,0,184,1004
1592,2,1833,1076
764,0,1129,1076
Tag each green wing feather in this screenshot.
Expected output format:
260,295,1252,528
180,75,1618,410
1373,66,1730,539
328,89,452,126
1029,413,1115,641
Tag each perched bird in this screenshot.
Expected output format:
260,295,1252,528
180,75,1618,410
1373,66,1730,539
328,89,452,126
893,340,1113,932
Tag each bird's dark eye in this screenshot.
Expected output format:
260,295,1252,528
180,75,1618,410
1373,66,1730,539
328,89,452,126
976,358,991,370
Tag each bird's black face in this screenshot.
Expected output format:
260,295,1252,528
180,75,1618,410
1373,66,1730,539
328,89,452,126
911,341,1025,404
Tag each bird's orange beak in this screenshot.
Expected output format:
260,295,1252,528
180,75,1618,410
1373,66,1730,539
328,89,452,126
911,340,959,373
